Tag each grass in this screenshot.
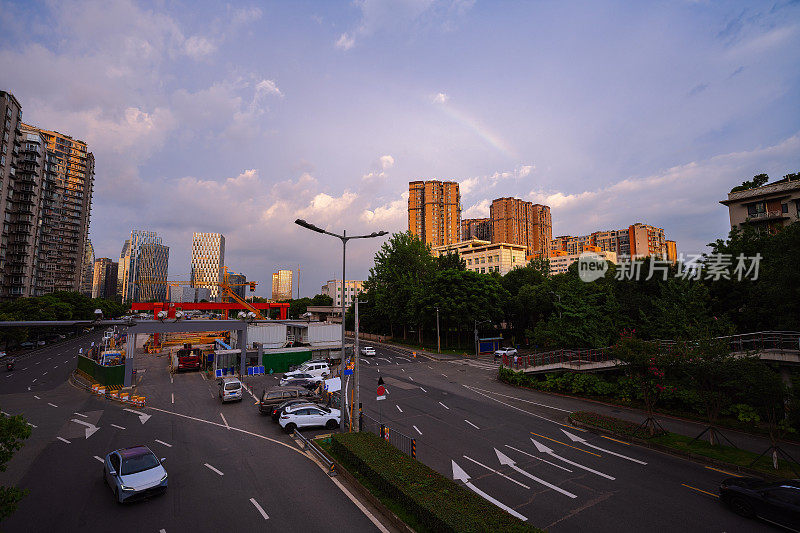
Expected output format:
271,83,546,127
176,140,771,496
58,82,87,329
571,411,800,479
382,338,471,357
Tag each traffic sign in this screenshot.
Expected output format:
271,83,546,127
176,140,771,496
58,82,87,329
377,384,386,400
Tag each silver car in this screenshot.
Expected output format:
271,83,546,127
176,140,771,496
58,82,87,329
104,445,167,503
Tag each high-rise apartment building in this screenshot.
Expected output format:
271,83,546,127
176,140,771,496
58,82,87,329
460,218,493,241
552,223,669,260
91,258,118,299
490,198,552,258
80,239,95,296
227,272,247,300
321,279,364,309
0,91,95,300
408,180,461,247
190,232,225,300
271,270,293,301
120,230,169,301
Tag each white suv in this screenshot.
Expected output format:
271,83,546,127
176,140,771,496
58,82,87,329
279,403,341,432
360,346,376,357
218,377,243,402
284,361,330,380
494,347,517,359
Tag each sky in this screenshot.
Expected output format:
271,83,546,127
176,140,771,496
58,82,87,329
1,0,799,298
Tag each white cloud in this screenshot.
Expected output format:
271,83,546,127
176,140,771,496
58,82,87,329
335,33,356,50
462,198,491,219
362,154,396,181
459,164,534,196
432,92,449,104
361,192,408,225
255,79,284,98
184,35,216,59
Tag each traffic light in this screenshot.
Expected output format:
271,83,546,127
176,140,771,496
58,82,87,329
249,282,257,292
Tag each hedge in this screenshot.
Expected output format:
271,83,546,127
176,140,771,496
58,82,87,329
330,432,540,533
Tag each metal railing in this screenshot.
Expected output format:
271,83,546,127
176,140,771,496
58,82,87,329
361,412,417,459
293,429,336,476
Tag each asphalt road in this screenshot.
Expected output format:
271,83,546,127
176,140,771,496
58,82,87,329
0,332,382,533
355,343,776,532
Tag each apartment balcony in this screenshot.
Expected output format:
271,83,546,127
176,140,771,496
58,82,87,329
746,210,790,222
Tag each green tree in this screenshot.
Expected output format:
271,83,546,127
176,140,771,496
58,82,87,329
0,412,32,521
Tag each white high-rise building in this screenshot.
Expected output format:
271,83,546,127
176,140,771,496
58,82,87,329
321,279,364,309
190,232,225,300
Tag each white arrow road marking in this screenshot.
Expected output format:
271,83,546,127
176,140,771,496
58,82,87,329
462,455,529,488
111,424,126,430
452,460,528,521
464,419,480,430
560,430,647,465
57,437,70,444
204,463,224,476
494,449,577,498
502,444,572,472
71,419,100,438
124,408,151,424
155,439,172,448
250,498,269,520
93,456,104,463
413,425,422,435
530,439,614,479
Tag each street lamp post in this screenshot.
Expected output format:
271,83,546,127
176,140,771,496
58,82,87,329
550,291,562,319
294,219,387,433
436,306,441,354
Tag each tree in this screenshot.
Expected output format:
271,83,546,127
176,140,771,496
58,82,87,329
730,173,769,193
435,252,466,272
0,412,32,521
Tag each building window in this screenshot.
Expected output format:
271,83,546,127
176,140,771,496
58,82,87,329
481,267,485,273
747,202,765,216
782,203,789,214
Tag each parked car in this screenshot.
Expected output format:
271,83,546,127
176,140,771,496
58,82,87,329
258,386,319,414
270,398,328,422
280,372,320,387
218,377,243,402
0,351,6,360
279,403,341,432
282,377,321,390
283,360,330,381
19,341,35,348
103,445,167,503
360,346,376,357
494,347,517,359
37,340,46,346
719,477,800,529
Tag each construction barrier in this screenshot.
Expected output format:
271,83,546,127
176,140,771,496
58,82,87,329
77,355,124,387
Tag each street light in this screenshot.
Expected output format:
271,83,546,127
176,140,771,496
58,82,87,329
294,219,388,432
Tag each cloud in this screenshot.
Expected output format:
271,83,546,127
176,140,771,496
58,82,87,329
255,79,284,98
688,83,709,97
459,164,534,196
362,154,395,181
462,198,491,219
184,35,216,59
361,192,408,226
432,92,449,104
335,32,356,50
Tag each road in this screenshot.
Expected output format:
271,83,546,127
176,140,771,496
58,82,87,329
0,331,383,532
354,343,774,532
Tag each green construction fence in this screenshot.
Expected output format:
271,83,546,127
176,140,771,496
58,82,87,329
77,355,125,386
262,349,313,373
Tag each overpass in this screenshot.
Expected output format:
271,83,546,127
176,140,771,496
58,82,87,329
504,331,800,374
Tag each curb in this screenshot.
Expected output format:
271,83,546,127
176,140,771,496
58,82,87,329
313,439,414,533
567,416,786,481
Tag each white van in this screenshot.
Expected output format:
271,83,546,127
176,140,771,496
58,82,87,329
218,377,243,402
284,361,330,380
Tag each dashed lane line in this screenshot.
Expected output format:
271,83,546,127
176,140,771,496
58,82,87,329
32,378,37,383
93,456,104,463
419,387,427,392
601,435,630,445
34,395,41,400
73,412,88,418
155,439,172,448
27,423,37,428
111,424,126,430
704,466,742,477
396,405,403,413
204,463,224,476
413,425,422,435
220,413,230,430
57,437,71,444
250,498,269,520
464,385,572,413
171,393,174,404
464,419,480,430
47,402,58,408
438,401,450,410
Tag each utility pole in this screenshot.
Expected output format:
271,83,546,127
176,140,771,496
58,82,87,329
353,296,360,432
296,264,300,300
436,306,441,354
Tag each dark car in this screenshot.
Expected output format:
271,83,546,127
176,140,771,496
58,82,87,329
719,477,800,530
258,386,318,415
271,398,327,422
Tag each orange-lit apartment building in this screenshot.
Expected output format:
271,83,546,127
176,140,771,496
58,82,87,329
551,223,672,261
490,198,552,258
549,246,618,275
408,180,461,246
460,217,492,241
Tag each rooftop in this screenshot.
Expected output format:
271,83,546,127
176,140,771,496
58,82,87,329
721,179,800,205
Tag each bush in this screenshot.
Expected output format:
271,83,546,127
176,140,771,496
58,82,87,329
330,432,540,533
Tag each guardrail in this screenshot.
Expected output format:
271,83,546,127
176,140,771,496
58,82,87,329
294,430,336,476
361,413,417,459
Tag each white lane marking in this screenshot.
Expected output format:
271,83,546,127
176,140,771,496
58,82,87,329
464,419,480,430
22,367,27,371
73,412,88,418
561,430,647,465
170,374,173,384
330,472,391,532
155,439,172,448
0,410,8,415
494,448,577,498
47,402,58,408
201,372,207,381
204,463,224,476
419,387,426,392
220,413,230,430
463,385,571,428
32,378,37,383
441,373,447,377
42,372,47,376
438,401,450,410
362,359,371,365
531,439,614,479
250,498,269,520
401,368,405,372
504,444,573,472
93,455,104,463
171,393,174,404
47,357,51,360
4,374,10,378
123,408,151,424
427,365,432,369
160,530,166,533
27,423,37,428
408,376,414,381
466,385,572,413
241,382,259,401
34,395,41,400
462,455,529,488
396,405,403,413
111,424,126,430
35,361,41,365
57,437,70,444
413,425,422,435
54,365,58,369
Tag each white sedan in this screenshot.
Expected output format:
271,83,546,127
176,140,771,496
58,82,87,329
279,404,341,433
360,346,376,357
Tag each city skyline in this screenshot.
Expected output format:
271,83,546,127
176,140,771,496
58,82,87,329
1,1,798,297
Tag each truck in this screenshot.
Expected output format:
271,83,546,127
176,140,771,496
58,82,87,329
170,343,202,372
